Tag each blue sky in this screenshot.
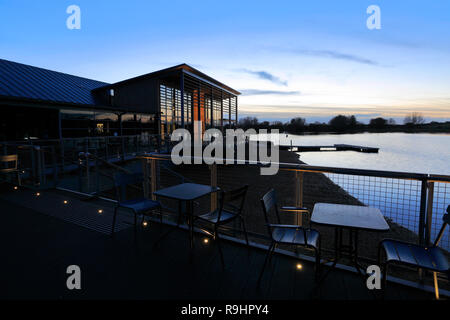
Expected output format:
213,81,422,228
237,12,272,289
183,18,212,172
1,0,449,123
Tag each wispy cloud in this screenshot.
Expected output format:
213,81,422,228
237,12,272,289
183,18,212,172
238,69,288,86
240,89,300,96
290,49,379,66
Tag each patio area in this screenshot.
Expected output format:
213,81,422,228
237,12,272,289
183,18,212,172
1,190,434,300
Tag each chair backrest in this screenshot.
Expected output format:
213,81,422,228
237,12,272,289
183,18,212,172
433,205,450,247
216,185,249,221
0,154,18,173
114,172,144,202
261,189,281,236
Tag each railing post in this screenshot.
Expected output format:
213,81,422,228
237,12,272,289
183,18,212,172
51,145,58,187
425,181,435,246
121,136,126,161
210,163,217,211
418,179,428,246
35,146,42,187
150,158,157,201
295,171,304,226
86,153,90,194
142,158,150,198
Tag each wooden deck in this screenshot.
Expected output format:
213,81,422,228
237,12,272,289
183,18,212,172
0,187,435,300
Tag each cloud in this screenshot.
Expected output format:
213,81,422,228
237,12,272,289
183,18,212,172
240,89,300,96
239,69,288,86
291,49,379,66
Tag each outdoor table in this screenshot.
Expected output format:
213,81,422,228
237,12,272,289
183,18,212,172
153,183,220,248
311,203,389,279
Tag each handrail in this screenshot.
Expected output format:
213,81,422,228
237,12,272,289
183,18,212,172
138,153,449,183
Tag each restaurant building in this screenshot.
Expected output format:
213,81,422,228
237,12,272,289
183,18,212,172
0,59,240,142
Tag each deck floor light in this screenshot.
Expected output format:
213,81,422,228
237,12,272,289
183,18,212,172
98,209,103,214
142,221,148,228
36,192,40,197
203,238,209,244
13,186,18,190
63,200,68,204
296,263,303,270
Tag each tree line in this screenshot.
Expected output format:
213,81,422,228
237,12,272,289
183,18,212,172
237,112,450,134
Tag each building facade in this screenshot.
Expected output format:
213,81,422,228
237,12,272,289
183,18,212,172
0,59,239,142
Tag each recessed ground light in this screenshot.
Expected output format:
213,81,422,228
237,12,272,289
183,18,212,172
13,186,18,190
98,209,103,214
142,221,148,227
63,200,68,204
203,238,209,244
296,263,303,270
36,192,40,196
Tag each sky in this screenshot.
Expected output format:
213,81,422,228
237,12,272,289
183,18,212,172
1,0,449,124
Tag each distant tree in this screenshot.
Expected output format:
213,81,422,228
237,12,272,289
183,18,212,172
387,118,396,125
329,115,351,132
404,112,425,125
287,117,306,133
348,115,358,128
238,116,259,129
369,117,387,129
270,121,284,131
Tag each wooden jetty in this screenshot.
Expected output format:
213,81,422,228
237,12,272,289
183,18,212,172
281,143,379,153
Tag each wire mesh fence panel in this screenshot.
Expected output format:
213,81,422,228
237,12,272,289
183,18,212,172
431,181,450,251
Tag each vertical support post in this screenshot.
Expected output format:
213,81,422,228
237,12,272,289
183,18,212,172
295,171,304,226
210,163,217,211
418,179,428,246
220,91,224,132
150,158,157,201
425,181,435,246
180,71,185,128
235,96,238,128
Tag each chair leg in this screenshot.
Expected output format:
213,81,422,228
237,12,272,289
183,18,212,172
433,272,440,300
111,207,118,236
257,242,274,285
159,206,163,223
240,217,249,247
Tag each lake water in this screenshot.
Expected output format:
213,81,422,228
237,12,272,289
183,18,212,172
271,132,450,250
280,132,450,175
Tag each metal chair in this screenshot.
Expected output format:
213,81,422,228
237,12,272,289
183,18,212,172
258,189,321,284
378,205,450,299
194,185,249,266
111,172,162,235
0,154,21,186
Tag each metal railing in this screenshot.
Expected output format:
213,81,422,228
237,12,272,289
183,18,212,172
139,154,450,255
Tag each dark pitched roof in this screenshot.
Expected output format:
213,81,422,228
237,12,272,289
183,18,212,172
0,59,109,106
96,63,241,96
